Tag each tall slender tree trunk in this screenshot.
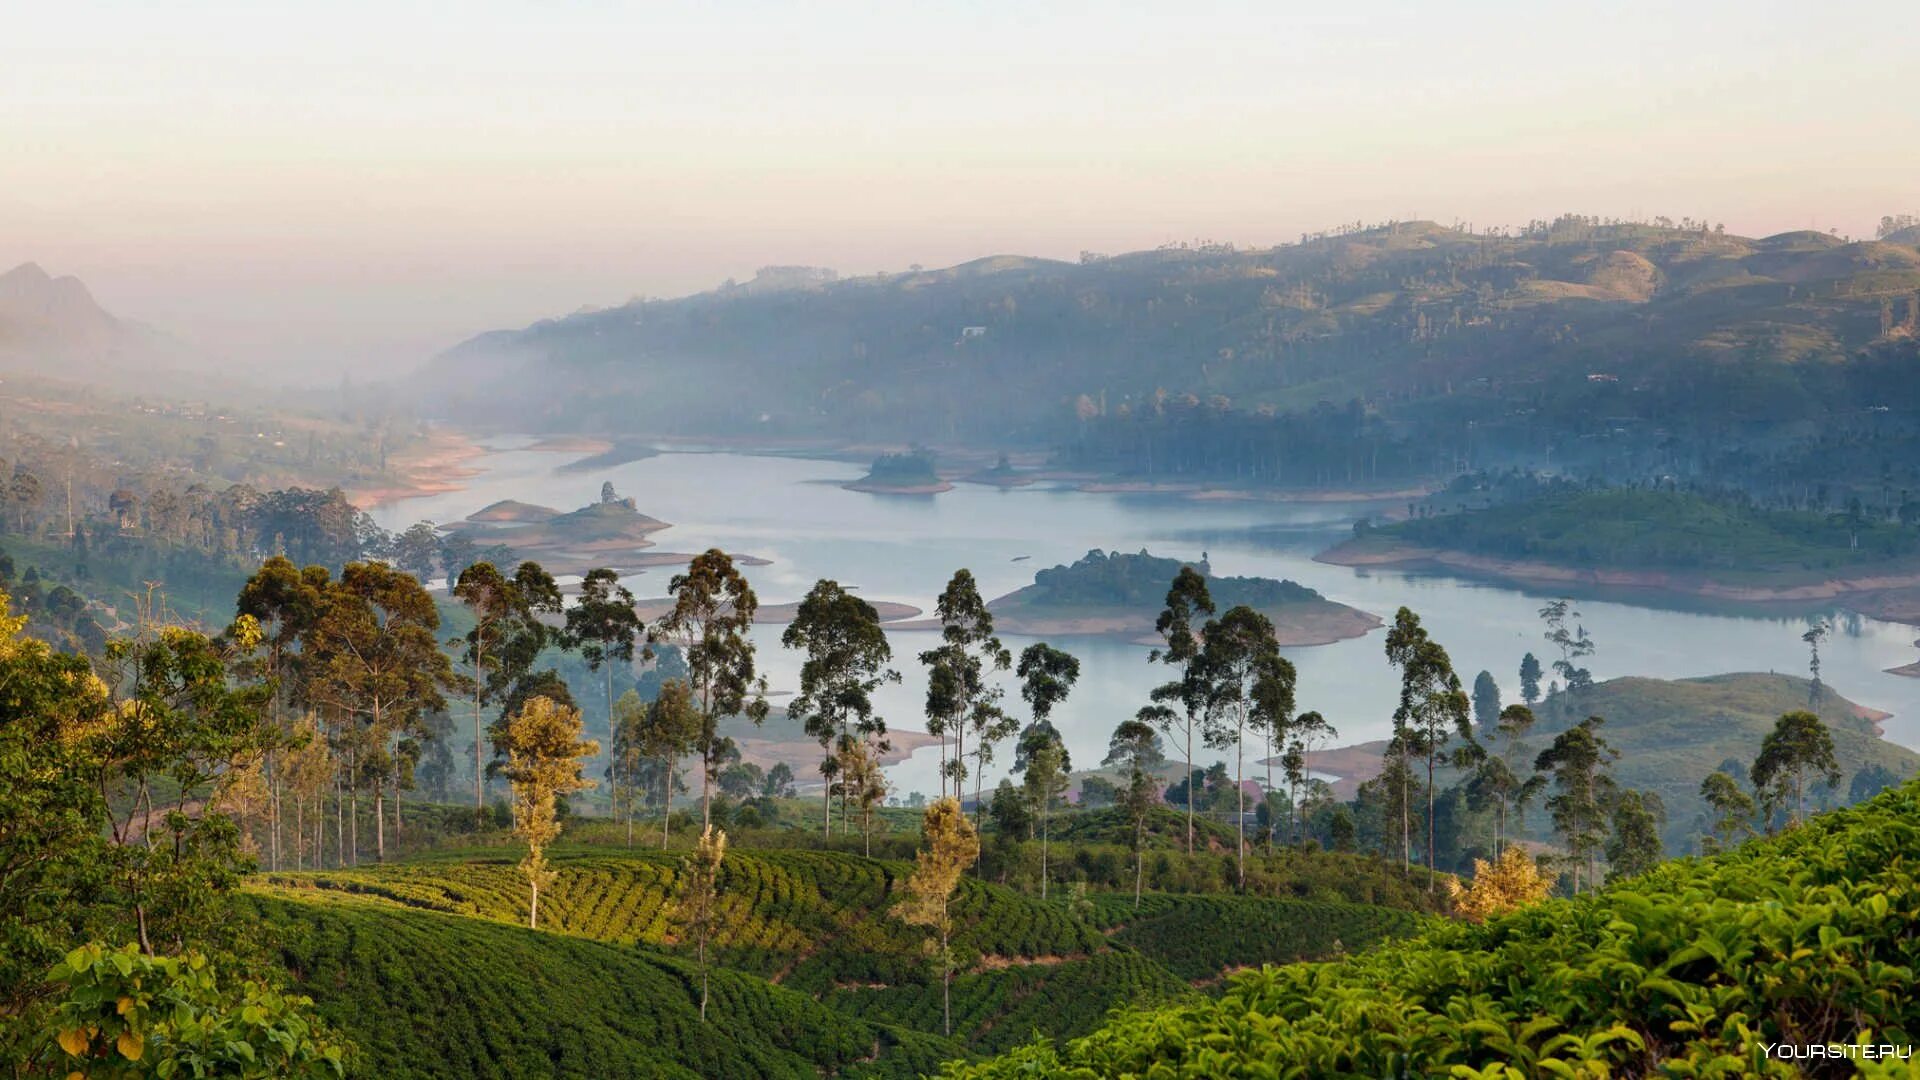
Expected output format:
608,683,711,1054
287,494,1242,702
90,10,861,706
953,724,965,806
473,649,486,814
1399,753,1411,877
1425,753,1437,890
375,787,386,863
1041,803,1051,900
293,795,304,871
1185,720,1195,855
334,776,344,870
267,753,280,872
940,924,952,1036
1235,715,1246,891
660,757,672,849
1264,731,1275,847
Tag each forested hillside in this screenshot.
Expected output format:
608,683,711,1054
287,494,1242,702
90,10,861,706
424,218,1920,496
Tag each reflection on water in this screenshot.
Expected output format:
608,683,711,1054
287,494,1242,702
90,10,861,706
373,441,1920,797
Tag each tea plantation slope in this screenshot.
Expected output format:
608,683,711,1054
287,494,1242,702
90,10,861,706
241,889,953,1080
1082,894,1429,981
262,848,1107,992
943,777,1920,1078
829,951,1187,1056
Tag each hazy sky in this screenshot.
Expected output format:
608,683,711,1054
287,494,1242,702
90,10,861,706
4,1,1917,375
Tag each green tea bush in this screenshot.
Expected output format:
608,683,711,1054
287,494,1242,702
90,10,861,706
945,777,1920,1078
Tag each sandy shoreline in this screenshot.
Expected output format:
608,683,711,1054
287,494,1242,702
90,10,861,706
1078,480,1435,503
343,429,487,510
841,479,955,495
1318,538,1920,621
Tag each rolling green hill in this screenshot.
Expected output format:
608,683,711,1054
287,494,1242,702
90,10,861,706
944,775,1920,1078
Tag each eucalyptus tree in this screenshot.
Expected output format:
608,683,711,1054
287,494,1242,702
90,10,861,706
1800,619,1829,703
1465,704,1542,858
565,567,643,733
235,555,326,870
1698,769,1757,852
1538,599,1595,696
1197,605,1294,890
306,561,453,863
918,569,1009,803
1534,714,1619,893
1282,709,1336,844
782,579,898,836
639,679,700,847
1605,789,1665,882
650,549,768,828
1104,712,1165,907
1005,642,1079,818
450,560,565,812
1385,607,1473,889
1148,565,1215,853
1023,740,1069,899
1752,710,1840,830
389,522,441,583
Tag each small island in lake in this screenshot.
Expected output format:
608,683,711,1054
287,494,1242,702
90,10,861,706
445,481,766,576
843,447,953,494
1320,486,1920,617
897,548,1380,645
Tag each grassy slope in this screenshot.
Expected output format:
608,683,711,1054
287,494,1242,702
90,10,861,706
945,776,1920,1078
1533,673,1919,849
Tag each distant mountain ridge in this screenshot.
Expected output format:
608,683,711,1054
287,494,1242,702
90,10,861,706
0,262,183,377
415,219,1920,460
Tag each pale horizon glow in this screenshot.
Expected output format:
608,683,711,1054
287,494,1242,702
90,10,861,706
4,1,1918,376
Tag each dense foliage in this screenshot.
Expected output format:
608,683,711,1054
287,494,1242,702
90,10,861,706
1022,550,1322,610
946,775,1920,1078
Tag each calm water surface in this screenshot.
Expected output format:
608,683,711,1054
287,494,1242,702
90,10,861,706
373,440,1920,796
